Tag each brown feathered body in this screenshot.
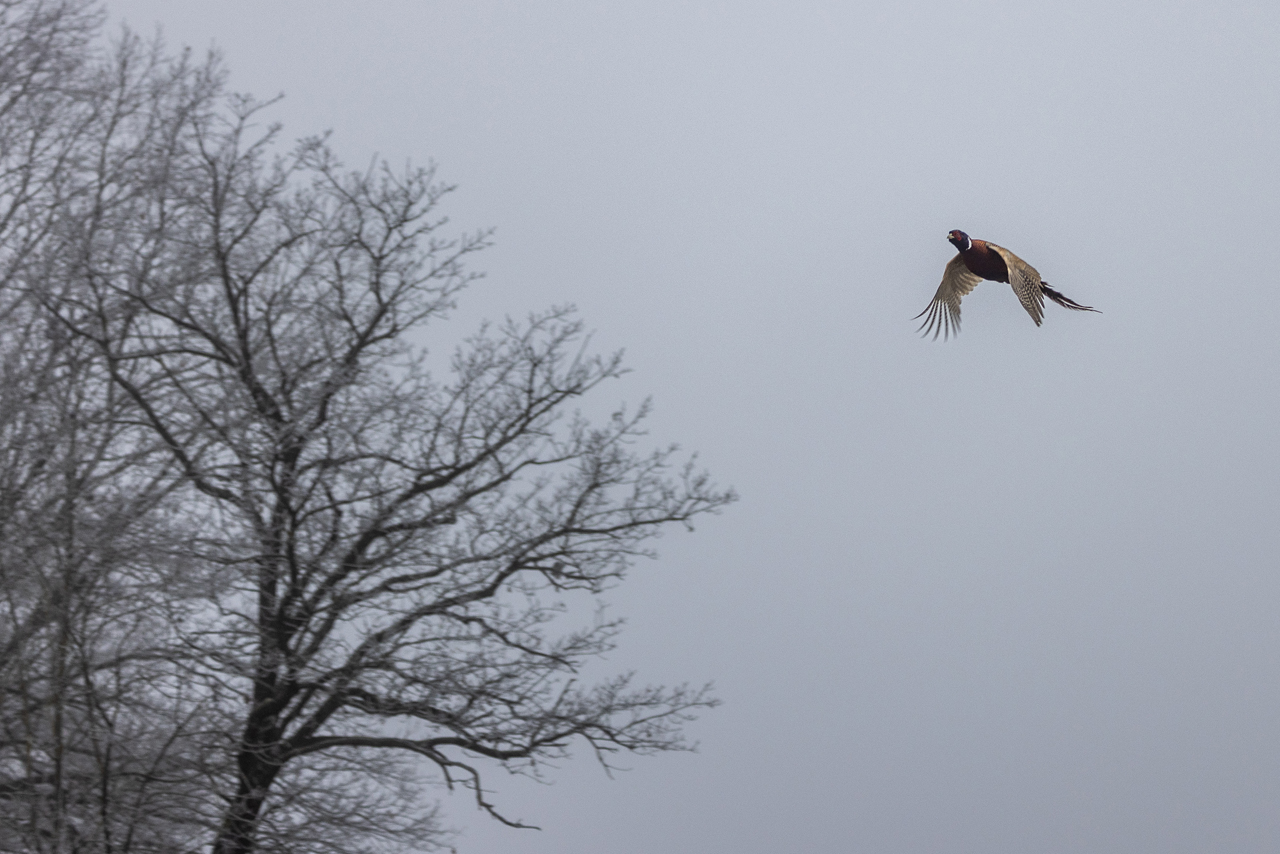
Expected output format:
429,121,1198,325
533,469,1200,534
956,238,1010,282
915,230,1098,340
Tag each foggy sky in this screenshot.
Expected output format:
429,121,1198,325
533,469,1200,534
103,1,1280,851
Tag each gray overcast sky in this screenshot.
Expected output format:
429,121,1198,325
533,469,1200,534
105,1,1280,851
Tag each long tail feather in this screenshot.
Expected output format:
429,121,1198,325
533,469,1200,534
1041,282,1100,313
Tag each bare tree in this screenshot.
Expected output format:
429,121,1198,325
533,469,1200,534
0,6,233,850
3,3,733,852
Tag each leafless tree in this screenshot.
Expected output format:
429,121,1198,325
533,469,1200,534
0,5,227,850
1,2,733,852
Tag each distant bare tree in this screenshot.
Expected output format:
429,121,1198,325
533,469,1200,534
0,2,733,852
0,4,238,850
0,4,211,851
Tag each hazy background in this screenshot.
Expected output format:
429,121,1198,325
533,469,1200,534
104,2,1280,851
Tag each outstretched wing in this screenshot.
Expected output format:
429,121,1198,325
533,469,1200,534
987,243,1045,327
916,254,982,340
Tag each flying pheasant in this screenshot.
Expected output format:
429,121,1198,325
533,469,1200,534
916,230,1098,339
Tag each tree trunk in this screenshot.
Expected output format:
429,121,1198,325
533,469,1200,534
210,748,282,854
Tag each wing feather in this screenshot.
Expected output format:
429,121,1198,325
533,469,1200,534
986,243,1045,327
916,254,982,340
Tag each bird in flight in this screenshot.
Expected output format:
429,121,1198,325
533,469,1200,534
916,230,1098,339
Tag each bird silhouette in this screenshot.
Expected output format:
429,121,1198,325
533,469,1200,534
916,230,1098,340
